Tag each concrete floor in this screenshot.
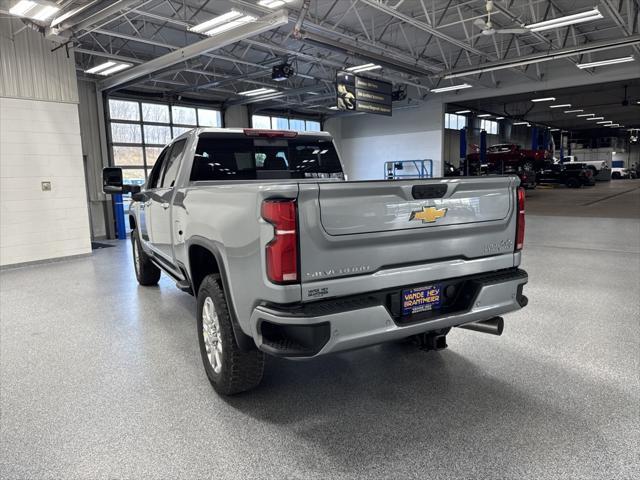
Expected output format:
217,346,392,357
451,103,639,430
1,183,639,479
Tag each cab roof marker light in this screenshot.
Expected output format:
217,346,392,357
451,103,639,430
531,97,556,102
525,7,603,32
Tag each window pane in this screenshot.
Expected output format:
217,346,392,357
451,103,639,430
172,126,192,137
161,139,187,188
271,117,289,129
122,168,146,185
113,146,143,166
143,124,171,145
142,103,169,123
145,147,164,167
172,106,197,125
306,120,321,132
109,99,139,121
252,115,271,129
111,122,142,143
198,108,221,127
289,118,305,131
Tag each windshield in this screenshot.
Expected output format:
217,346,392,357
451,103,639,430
191,134,343,181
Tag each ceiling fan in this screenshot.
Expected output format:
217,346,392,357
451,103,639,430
473,0,527,37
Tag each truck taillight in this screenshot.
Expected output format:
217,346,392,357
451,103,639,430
515,187,525,251
261,199,298,284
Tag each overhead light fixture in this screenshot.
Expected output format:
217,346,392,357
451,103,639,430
85,61,132,76
258,0,294,8
531,97,556,102
477,114,491,118
576,56,635,69
431,83,472,93
455,110,471,114
564,109,583,113
345,63,382,73
189,10,256,36
525,7,603,32
550,128,560,131
496,116,505,120
513,121,530,126
9,0,59,21
597,121,613,124
329,106,338,110
577,113,595,117
608,124,620,127
586,117,605,120
550,104,571,108
238,87,277,96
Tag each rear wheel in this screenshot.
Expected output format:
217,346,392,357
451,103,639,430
197,274,264,395
565,177,581,188
131,229,160,286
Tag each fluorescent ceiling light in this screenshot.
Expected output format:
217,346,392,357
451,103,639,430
513,121,530,126
550,128,560,131
477,114,491,118
577,56,635,69
564,109,583,113
190,10,256,36
608,124,620,127
550,104,571,108
190,10,243,33
455,110,471,114
525,7,603,32
531,97,556,102
9,0,59,20
597,121,613,124
85,61,116,74
329,106,338,110
586,117,605,120
346,63,382,73
239,87,277,96
258,0,294,8
496,116,505,120
98,63,132,76
431,83,472,93
577,113,595,117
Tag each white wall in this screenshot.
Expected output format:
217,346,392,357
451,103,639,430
0,19,90,267
335,101,445,179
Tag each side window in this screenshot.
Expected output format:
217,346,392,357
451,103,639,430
147,148,169,189
160,139,187,188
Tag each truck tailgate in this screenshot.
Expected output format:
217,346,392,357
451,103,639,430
297,177,520,299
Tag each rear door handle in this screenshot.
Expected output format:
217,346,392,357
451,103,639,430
161,202,170,209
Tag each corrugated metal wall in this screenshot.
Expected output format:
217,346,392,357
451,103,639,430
0,18,78,103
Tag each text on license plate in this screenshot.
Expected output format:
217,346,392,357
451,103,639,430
402,284,442,316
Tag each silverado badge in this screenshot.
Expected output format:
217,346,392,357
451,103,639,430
409,206,448,223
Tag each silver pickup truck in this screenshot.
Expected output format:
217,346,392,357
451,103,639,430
103,127,528,395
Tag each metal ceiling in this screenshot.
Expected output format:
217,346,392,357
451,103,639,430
2,0,640,116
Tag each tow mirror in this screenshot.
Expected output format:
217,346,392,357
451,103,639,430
103,168,142,195
103,167,123,194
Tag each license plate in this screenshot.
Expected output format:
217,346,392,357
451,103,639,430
402,284,443,316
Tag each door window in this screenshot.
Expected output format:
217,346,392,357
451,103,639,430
160,139,187,188
147,148,169,189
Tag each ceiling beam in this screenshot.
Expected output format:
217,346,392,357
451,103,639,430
99,9,289,91
600,0,640,56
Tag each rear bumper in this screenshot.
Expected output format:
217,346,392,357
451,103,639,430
249,268,528,358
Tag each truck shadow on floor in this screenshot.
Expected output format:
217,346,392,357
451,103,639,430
220,343,629,476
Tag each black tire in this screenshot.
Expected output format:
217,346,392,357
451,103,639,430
565,177,581,188
131,229,161,286
197,274,264,395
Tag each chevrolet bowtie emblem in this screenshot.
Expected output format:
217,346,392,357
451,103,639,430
409,206,448,223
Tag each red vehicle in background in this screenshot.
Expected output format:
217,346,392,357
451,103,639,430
467,144,550,173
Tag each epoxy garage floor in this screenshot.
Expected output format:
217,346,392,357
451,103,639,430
1,182,639,479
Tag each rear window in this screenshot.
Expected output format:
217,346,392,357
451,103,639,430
190,134,343,181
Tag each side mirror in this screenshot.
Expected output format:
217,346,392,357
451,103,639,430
103,167,123,194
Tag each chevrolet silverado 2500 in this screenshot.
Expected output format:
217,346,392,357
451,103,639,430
103,128,529,395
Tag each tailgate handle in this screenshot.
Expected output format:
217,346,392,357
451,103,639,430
412,184,447,199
